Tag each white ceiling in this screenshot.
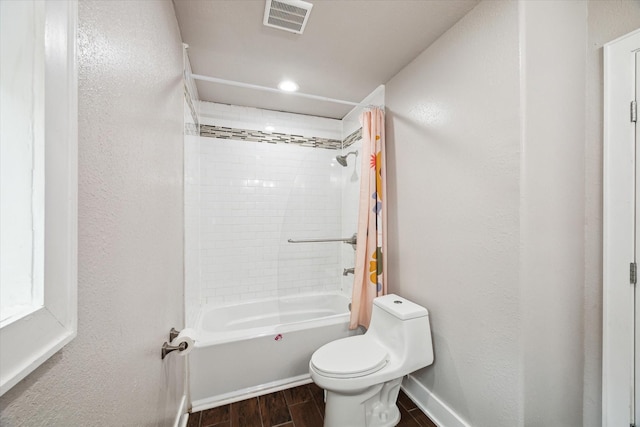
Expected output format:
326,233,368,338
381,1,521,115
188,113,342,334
173,0,479,119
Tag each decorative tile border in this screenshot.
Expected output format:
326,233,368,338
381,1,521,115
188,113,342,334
343,128,362,147
200,125,343,149
200,125,363,150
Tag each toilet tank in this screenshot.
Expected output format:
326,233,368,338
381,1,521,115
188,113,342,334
372,294,429,320
367,294,434,370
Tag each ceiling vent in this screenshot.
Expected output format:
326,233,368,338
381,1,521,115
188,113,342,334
263,0,313,35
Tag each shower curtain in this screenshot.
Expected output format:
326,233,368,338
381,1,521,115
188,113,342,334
350,107,387,329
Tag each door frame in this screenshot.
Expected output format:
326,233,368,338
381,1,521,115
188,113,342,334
603,28,640,427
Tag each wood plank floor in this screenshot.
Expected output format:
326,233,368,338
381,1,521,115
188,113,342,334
187,383,437,427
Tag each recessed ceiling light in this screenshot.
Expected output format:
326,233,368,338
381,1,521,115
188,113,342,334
278,80,299,92
265,125,275,132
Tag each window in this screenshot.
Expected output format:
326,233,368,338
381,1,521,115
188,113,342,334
0,0,77,396
1,0,45,328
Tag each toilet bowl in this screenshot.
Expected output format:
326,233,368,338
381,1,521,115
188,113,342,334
309,294,434,427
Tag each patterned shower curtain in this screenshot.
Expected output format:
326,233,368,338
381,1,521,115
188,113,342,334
350,107,387,329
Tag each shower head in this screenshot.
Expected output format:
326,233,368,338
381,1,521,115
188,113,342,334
336,151,358,167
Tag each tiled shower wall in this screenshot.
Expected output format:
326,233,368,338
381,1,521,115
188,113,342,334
184,133,200,326
186,102,345,309
197,138,343,304
185,89,384,316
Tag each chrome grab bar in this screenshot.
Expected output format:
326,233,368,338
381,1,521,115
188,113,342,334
288,233,357,249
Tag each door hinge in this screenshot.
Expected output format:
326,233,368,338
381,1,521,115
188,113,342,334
631,262,637,284
632,100,637,122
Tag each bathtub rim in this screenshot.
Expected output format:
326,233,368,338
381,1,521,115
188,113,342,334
192,291,352,347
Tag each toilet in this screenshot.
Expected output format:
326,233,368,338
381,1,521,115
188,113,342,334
309,294,434,427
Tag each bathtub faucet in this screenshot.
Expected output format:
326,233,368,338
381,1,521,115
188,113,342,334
343,268,355,276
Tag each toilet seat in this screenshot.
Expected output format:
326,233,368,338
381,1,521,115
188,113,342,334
311,336,389,379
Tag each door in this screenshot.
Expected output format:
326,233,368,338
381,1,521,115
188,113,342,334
603,28,640,427
636,49,640,426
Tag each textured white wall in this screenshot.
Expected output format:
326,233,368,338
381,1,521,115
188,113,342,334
0,1,185,425
387,1,640,426
519,2,587,425
386,2,521,425
185,132,201,327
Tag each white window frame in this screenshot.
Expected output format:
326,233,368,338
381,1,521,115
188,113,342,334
603,28,640,426
0,0,78,396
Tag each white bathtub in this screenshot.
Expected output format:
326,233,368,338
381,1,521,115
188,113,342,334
188,292,358,412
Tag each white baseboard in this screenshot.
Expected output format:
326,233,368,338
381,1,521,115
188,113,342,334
401,374,471,427
191,374,312,412
173,394,188,427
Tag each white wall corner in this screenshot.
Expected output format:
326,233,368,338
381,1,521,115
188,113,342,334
341,85,385,138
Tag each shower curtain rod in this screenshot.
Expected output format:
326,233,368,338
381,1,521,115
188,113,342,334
189,73,377,108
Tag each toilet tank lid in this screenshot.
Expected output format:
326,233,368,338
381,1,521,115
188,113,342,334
373,294,429,320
